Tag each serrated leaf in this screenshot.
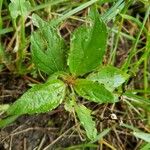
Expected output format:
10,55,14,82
75,104,97,140
74,79,116,103
87,66,129,91
7,79,66,115
133,132,150,142
9,0,31,19
68,7,107,76
31,14,67,75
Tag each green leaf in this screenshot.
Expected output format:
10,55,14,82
140,142,150,150
75,104,97,140
121,123,140,132
101,0,125,23
133,132,150,142
74,79,116,103
31,14,46,28
89,128,111,143
9,0,31,19
31,14,67,75
68,7,107,76
87,66,129,91
47,71,68,81
0,115,19,128
7,79,66,115
64,97,74,113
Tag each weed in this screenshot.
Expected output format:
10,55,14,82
0,6,130,141
0,0,150,148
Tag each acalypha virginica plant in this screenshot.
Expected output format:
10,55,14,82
1,7,128,140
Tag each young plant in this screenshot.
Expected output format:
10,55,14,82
3,7,128,140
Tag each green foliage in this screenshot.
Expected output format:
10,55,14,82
87,66,129,91
74,79,116,103
75,104,97,140
68,7,107,76
140,143,150,150
0,115,19,128
133,132,150,143
7,79,66,115
31,14,67,75
64,97,74,113
4,7,129,141
9,0,31,19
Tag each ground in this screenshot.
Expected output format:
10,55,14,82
0,74,147,149
0,0,150,150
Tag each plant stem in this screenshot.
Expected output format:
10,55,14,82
16,16,26,74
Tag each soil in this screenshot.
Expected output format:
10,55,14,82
0,1,148,149
0,72,146,150
0,73,82,150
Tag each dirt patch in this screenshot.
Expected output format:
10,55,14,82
0,73,145,150
0,73,82,149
